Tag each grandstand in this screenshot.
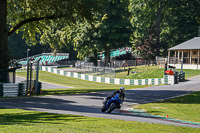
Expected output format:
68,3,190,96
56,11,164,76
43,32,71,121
98,47,131,60
18,53,69,66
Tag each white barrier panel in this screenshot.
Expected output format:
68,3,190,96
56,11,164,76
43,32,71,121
142,79,145,85
134,80,138,85
148,79,152,85
60,70,64,75
67,72,70,77
53,69,57,74
124,79,130,85
88,75,93,81
105,77,110,84
48,67,51,72
42,66,46,71
161,78,164,84
74,73,78,78
114,78,120,84
81,74,85,80
155,79,159,85
168,75,175,85
96,77,101,82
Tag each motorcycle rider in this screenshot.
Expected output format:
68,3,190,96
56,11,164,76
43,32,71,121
105,87,125,108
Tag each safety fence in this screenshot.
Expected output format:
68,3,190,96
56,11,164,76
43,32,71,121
0,83,26,97
41,66,181,86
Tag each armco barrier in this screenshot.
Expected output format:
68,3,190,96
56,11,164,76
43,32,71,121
0,83,26,97
41,66,172,85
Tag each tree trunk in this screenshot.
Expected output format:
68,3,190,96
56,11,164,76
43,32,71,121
0,0,9,82
105,45,110,66
94,49,98,66
156,0,162,56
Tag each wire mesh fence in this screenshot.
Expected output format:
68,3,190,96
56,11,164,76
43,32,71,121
80,65,116,78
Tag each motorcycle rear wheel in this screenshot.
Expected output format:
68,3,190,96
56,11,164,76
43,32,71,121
107,102,117,113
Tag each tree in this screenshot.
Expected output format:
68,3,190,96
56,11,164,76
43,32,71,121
162,0,200,54
46,0,132,66
130,0,200,58
64,22,100,65
0,0,8,70
130,0,165,58
134,24,157,64
0,0,106,82
96,0,132,65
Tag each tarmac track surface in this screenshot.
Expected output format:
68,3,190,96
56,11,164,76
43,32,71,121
0,76,200,128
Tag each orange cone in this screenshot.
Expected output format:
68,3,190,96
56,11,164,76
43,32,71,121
166,114,169,118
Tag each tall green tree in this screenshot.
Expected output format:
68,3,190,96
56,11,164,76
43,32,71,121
0,0,106,82
162,0,200,53
97,0,132,65
47,0,133,66
130,0,164,57
130,0,200,58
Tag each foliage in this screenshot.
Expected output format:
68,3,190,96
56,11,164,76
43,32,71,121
8,32,51,59
2,0,200,70
96,0,132,64
40,0,133,65
63,21,100,60
8,32,77,60
134,24,157,62
0,0,107,72
129,0,200,57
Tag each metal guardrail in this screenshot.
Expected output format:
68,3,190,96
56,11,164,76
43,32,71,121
0,83,26,97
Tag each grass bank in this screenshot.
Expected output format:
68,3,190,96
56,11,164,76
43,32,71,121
0,108,199,133
16,71,145,95
135,91,200,123
115,66,200,79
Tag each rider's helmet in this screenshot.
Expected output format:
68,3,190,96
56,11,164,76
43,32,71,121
119,87,125,93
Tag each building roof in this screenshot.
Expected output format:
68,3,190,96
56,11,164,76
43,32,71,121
168,37,200,50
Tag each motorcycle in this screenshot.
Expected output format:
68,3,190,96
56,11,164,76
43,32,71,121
101,93,123,113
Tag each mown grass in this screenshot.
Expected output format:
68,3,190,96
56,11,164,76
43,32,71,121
0,107,199,133
16,71,145,95
115,66,200,79
135,91,200,123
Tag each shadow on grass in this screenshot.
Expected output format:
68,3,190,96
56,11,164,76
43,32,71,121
0,111,92,126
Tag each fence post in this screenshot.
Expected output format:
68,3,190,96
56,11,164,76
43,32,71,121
26,60,30,95
181,58,183,73
35,58,41,95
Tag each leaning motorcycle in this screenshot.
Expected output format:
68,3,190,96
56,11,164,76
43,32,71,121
101,93,123,113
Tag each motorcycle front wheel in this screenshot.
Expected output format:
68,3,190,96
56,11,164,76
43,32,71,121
101,104,106,112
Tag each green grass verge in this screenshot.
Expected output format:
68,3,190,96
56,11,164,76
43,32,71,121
115,66,200,79
0,108,199,133
135,91,200,123
16,71,145,95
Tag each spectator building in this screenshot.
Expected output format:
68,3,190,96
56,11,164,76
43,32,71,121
168,37,200,69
